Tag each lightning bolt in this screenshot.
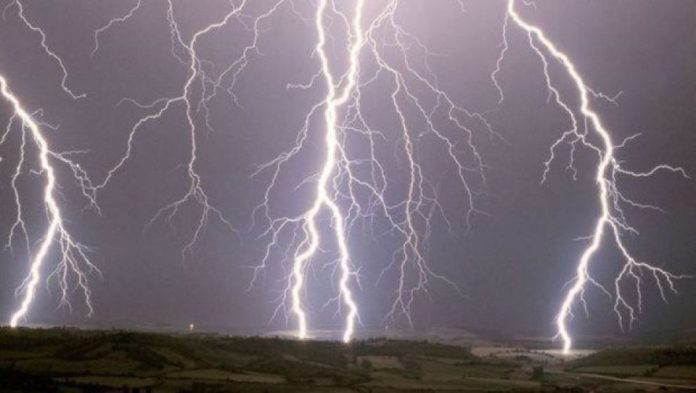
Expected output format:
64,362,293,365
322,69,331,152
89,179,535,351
1,0,104,326
497,0,689,354
0,72,99,327
251,0,492,339
249,0,365,343
287,0,366,342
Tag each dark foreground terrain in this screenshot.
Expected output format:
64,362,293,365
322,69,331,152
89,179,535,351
1,328,696,392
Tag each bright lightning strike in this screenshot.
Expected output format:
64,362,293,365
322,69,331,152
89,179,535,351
0,73,99,327
282,0,366,342
1,1,102,326
252,0,493,339
497,0,689,354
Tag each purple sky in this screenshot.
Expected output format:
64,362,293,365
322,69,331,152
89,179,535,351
0,0,694,341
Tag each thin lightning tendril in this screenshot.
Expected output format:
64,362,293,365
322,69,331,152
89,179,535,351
9,0,86,100
283,0,365,342
91,0,143,58
87,0,254,260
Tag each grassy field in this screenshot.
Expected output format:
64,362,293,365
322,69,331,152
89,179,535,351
1,328,696,392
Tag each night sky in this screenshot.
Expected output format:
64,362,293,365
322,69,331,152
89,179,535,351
0,0,694,341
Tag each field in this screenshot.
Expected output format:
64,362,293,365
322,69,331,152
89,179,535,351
1,328,696,392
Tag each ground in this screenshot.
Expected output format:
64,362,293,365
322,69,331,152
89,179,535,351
1,327,696,392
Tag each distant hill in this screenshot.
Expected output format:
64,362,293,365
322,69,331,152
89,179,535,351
3,327,696,392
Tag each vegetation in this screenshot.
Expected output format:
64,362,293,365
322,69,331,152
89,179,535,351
1,328,696,392
570,345,696,368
